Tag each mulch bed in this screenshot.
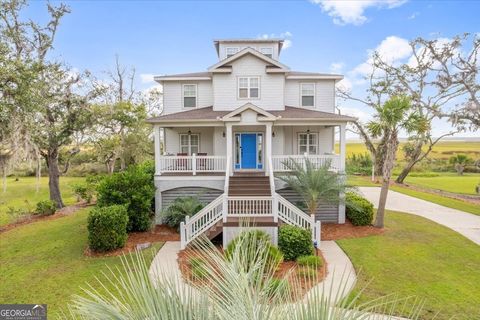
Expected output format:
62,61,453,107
0,202,91,234
322,220,384,240
177,246,327,301
84,225,180,257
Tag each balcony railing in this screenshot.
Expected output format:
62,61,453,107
271,154,340,172
158,155,227,175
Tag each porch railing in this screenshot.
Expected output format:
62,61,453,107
271,154,340,172
158,155,227,175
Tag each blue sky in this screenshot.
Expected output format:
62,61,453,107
26,0,479,138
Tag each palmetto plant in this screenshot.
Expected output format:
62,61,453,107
278,159,350,217
67,235,427,320
449,154,473,175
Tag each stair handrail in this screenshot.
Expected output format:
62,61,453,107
180,194,225,249
224,155,230,194
276,194,312,229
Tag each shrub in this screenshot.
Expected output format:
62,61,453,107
189,257,207,279
345,192,374,226
346,153,373,176
35,200,56,215
278,225,314,261
162,197,204,230
265,278,290,298
225,230,283,272
297,255,323,269
297,267,317,278
87,205,128,252
72,175,103,204
97,166,155,232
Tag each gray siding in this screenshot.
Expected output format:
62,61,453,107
161,187,223,210
277,187,339,223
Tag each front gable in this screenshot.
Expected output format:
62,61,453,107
221,103,278,123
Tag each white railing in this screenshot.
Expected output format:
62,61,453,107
228,196,273,216
158,155,226,175
271,154,340,172
180,194,225,249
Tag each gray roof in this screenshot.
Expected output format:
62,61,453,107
146,106,356,123
287,71,343,77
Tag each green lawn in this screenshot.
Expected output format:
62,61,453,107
0,208,163,316
403,173,480,195
0,176,84,226
338,211,480,320
348,175,480,216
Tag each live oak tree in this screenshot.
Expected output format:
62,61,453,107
367,96,427,228
339,34,479,182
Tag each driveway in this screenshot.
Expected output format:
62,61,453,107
358,187,480,245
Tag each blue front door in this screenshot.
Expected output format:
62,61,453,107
241,133,257,169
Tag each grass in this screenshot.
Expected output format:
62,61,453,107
337,141,480,160
403,172,480,195
348,175,480,216
0,176,85,226
337,211,480,320
0,208,163,316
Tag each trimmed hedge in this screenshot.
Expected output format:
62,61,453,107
97,166,155,232
278,225,314,261
87,205,128,252
35,200,56,215
345,192,374,226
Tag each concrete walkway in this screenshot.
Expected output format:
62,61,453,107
148,241,183,287
358,187,480,245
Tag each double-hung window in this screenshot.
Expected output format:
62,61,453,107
238,77,259,99
179,134,199,155
260,47,273,58
226,47,239,58
183,84,197,108
300,83,315,107
298,132,318,155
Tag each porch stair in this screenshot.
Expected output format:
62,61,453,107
228,175,271,196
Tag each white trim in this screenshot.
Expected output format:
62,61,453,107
208,47,290,71
297,132,318,155
286,75,343,80
237,76,260,100
182,84,197,109
179,133,200,155
300,82,315,108
156,76,211,81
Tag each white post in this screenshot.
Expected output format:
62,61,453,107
265,123,272,176
315,221,321,249
339,173,346,224
154,126,161,175
311,214,316,241
180,221,186,249
226,123,233,176
273,195,278,223
192,153,197,176
222,195,228,223
339,123,346,173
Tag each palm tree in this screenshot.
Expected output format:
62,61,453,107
67,235,426,319
277,159,349,217
449,154,473,175
367,95,428,228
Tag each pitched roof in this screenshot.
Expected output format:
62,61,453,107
286,71,343,80
146,106,356,123
154,72,211,82
208,47,289,72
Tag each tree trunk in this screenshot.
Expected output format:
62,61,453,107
395,160,416,184
46,148,64,208
375,180,389,228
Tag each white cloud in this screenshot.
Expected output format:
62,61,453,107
338,106,371,122
311,0,407,26
258,31,293,49
408,11,419,19
330,62,345,73
336,77,352,92
140,73,155,84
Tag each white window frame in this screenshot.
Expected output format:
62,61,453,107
297,132,318,155
260,47,273,58
237,77,260,99
182,84,197,108
179,133,200,155
226,47,239,58
300,83,315,108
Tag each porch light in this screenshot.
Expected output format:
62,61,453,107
306,129,310,134
188,129,192,136
272,131,275,137
222,131,226,138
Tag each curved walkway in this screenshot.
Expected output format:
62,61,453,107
358,187,480,245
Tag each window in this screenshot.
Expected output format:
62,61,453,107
226,47,239,58
238,77,259,99
298,132,318,155
183,84,197,108
301,83,315,107
179,133,199,155
260,47,273,58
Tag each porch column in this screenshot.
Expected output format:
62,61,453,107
265,123,272,175
339,123,346,173
226,123,233,175
154,125,161,175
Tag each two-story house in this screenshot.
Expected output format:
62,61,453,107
147,39,355,249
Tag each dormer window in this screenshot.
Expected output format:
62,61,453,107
183,84,197,108
238,77,259,99
226,47,239,58
260,47,273,58
301,83,315,107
